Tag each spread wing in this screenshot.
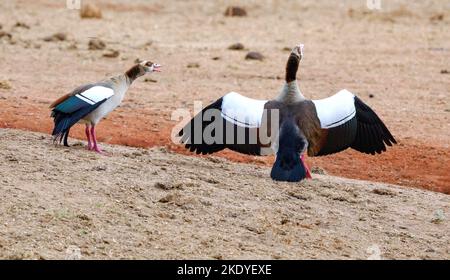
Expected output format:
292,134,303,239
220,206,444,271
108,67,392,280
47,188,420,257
309,89,396,156
178,92,273,155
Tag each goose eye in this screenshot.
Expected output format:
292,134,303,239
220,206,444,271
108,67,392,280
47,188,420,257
146,62,153,67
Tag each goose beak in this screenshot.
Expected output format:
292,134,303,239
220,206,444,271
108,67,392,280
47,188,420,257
153,64,162,72
291,44,304,60
297,43,304,60
300,154,312,179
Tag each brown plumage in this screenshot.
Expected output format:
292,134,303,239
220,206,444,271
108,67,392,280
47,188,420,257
49,93,71,108
178,44,396,182
50,60,161,152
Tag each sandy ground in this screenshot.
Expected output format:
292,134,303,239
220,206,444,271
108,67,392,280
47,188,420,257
0,0,449,193
0,0,449,260
0,129,448,260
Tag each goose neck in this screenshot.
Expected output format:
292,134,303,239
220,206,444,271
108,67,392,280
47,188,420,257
276,81,305,103
125,65,145,85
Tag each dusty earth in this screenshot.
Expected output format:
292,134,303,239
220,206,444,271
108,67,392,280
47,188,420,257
0,0,449,259
0,129,448,259
0,0,449,193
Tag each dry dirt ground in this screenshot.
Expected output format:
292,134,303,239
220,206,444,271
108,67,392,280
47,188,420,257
0,129,448,259
0,0,449,259
0,0,449,193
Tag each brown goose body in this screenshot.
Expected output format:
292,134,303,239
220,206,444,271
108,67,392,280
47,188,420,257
178,44,396,182
50,61,161,153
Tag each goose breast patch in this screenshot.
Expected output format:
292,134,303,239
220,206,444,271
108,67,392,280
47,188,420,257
221,92,267,128
312,89,356,129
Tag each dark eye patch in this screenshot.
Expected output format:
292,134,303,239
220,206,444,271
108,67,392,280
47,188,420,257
146,62,153,66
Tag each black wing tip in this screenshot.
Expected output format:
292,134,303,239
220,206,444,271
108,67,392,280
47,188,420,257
389,135,397,145
177,97,224,155
51,99,108,145
177,95,265,157
353,96,398,155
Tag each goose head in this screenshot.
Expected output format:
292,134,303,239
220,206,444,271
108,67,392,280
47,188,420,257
291,44,304,61
139,60,162,73
285,43,304,84
126,60,162,83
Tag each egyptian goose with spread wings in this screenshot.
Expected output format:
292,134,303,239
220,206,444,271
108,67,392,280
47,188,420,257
178,44,396,182
50,60,161,153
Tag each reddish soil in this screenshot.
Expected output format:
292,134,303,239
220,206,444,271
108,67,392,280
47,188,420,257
1,99,448,194
0,0,449,195
1,0,450,261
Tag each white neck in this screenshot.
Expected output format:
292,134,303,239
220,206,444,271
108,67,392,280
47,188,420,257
275,81,305,103
108,74,132,101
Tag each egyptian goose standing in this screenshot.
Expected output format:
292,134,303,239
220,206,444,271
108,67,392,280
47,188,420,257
178,44,396,182
50,60,161,153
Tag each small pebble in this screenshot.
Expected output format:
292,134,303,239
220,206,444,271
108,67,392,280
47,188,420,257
158,194,174,203
228,43,244,50
14,22,30,29
43,32,67,42
224,6,247,17
103,49,119,58
88,38,106,50
144,78,157,83
0,31,12,39
0,80,12,90
187,62,200,68
245,51,264,61
80,3,102,19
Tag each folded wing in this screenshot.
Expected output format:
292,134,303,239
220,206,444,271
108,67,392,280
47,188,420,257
50,83,114,141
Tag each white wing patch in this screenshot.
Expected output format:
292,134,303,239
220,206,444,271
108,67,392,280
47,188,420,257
221,92,267,128
312,89,356,128
78,86,114,104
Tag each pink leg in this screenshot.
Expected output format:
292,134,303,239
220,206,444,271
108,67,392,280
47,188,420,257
90,125,103,154
301,154,312,179
85,124,93,150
